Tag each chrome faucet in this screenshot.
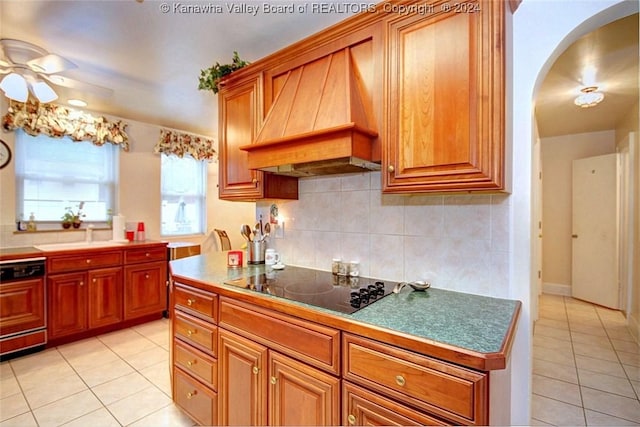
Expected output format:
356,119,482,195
85,224,94,243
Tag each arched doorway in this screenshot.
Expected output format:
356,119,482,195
509,1,638,424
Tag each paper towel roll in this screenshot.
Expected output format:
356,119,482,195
112,214,126,242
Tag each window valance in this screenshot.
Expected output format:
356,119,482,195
2,100,130,150
154,128,216,161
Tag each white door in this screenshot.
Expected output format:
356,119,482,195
572,153,619,309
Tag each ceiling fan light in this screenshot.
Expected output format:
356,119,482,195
31,81,58,103
0,72,28,102
574,86,604,108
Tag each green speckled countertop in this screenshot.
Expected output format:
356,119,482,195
170,252,520,366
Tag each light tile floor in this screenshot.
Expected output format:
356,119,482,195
532,294,640,426
0,319,195,427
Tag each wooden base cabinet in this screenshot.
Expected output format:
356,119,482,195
48,268,123,339
217,328,340,426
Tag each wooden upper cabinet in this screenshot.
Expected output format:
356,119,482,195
383,0,505,193
218,74,298,201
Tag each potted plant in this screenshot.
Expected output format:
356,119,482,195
62,202,85,229
198,51,249,94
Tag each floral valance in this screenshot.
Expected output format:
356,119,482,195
2,100,130,150
154,128,216,161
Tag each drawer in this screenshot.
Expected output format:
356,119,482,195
124,246,167,264
174,311,217,355
174,284,217,322
0,330,46,357
174,338,218,389
343,334,487,425
343,381,447,426
48,251,122,274
219,297,340,375
173,367,217,426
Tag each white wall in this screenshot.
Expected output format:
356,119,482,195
0,102,255,251
541,130,617,294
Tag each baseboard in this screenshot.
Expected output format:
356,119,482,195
542,282,571,296
629,312,640,345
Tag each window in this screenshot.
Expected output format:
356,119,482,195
15,131,118,223
160,154,206,236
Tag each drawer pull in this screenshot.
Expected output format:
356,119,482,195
270,376,277,385
395,375,406,386
186,390,197,399
86,259,91,264
187,360,196,367
187,298,195,306
187,329,197,336
347,414,356,425
146,252,150,257
252,366,259,375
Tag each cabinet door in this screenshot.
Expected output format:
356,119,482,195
48,272,87,339
218,76,264,200
88,267,123,328
0,277,45,336
124,261,167,320
269,351,340,426
218,75,298,201
343,381,445,426
383,0,505,193
218,328,268,426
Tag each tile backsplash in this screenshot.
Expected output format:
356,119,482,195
257,171,511,298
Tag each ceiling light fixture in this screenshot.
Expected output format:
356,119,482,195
0,71,58,103
574,86,604,108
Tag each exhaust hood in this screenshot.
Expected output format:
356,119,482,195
239,47,379,177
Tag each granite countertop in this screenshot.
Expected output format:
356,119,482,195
170,252,521,364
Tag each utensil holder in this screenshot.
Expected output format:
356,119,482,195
248,240,266,265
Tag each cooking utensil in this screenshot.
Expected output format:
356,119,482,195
241,224,252,242
262,223,271,241
392,281,431,294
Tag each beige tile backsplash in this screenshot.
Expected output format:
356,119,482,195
258,171,511,298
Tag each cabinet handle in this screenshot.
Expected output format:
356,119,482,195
347,414,356,425
187,360,196,367
187,298,195,306
186,390,197,399
145,273,150,279
387,165,395,173
252,366,259,375
86,259,91,264
146,252,150,257
395,375,406,386
187,329,196,336
252,178,258,185
270,376,277,385
79,281,84,286
92,278,97,283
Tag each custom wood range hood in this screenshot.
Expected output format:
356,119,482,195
239,47,380,177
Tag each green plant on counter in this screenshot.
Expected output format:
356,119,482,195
198,51,249,94
61,202,85,229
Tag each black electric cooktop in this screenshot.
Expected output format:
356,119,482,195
224,266,398,314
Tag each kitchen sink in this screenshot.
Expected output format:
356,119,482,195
34,241,128,251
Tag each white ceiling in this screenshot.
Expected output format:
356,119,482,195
536,12,639,138
0,1,638,139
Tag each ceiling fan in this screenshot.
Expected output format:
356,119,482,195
0,38,113,103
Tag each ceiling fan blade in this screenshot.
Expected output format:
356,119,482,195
27,53,77,74
43,74,113,98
